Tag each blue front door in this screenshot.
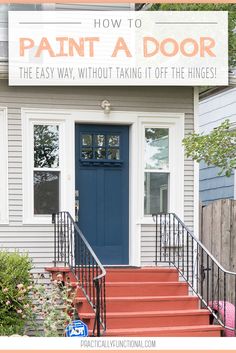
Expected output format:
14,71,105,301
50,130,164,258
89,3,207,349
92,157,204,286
75,124,129,265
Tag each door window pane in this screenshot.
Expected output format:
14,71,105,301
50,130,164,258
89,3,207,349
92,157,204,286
144,172,168,215
34,125,59,168
108,148,120,160
80,132,121,161
108,135,120,147
81,148,93,159
95,148,106,159
95,134,105,146
82,134,92,146
34,171,59,214
145,128,169,169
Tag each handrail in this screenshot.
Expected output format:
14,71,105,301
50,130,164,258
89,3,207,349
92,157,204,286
52,211,106,336
172,213,236,276
153,213,236,334
73,220,106,280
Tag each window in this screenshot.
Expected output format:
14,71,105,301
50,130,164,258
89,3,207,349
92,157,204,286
81,133,120,162
144,128,169,215
33,124,60,215
22,110,70,224
0,107,8,223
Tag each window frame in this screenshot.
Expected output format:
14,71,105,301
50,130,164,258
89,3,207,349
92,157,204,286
33,123,61,216
144,126,170,216
0,107,8,224
140,117,184,223
22,110,68,224
143,125,171,217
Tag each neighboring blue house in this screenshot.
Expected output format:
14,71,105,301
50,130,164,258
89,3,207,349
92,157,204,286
199,74,236,205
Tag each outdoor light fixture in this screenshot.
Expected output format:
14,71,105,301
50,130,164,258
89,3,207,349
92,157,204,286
101,99,111,114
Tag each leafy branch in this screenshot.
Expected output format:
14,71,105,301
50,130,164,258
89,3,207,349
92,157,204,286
183,119,236,177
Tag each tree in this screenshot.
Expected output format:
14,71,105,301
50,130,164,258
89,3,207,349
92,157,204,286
182,120,236,177
151,4,236,68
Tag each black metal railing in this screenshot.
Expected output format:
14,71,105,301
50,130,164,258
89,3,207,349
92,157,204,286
52,211,106,337
153,213,236,335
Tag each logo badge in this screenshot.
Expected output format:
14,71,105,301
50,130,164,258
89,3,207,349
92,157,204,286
65,320,89,337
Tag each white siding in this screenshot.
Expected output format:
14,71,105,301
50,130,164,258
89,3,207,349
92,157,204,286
0,81,195,271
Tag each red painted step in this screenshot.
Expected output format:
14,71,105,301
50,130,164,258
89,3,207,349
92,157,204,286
105,325,222,337
48,267,179,283
80,309,210,330
104,281,188,297
75,295,199,312
46,266,222,337
105,267,179,282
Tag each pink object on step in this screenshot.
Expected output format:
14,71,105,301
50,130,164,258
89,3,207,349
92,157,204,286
209,301,235,337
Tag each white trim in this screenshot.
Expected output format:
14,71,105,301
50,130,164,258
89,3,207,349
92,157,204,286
194,87,199,237
22,108,185,267
138,115,185,224
22,109,74,224
0,107,8,224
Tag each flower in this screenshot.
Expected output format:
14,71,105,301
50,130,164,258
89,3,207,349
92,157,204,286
27,285,33,290
17,309,23,314
3,288,8,293
17,284,24,289
24,304,30,309
6,300,11,305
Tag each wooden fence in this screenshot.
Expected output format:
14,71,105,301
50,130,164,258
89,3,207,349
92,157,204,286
200,199,236,305
200,199,236,273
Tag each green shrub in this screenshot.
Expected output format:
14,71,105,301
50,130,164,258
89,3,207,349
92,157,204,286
0,251,32,335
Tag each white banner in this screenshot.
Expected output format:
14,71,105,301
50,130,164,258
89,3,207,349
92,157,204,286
9,11,228,86
1,337,236,350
